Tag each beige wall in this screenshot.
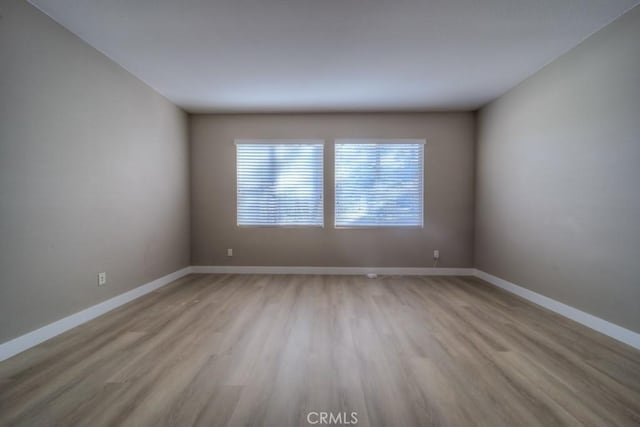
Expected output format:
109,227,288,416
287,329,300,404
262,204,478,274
0,0,190,342
475,6,640,332
190,113,475,268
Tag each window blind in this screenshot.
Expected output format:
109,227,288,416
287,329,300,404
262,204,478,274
335,140,424,227
236,141,324,226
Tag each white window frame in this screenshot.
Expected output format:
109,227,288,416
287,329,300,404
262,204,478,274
334,139,425,228
235,139,325,228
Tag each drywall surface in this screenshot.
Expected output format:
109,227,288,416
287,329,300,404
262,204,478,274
0,0,190,342
475,6,640,332
191,113,475,268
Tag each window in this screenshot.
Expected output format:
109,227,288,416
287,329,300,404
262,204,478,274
335,140,424,227
236,140,324,226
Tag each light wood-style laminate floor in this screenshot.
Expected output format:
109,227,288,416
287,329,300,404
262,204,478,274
1,274,640,426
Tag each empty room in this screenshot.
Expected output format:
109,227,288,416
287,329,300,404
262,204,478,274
1,0,639,425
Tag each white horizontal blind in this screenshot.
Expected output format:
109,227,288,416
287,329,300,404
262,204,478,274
236,141,324,226
335,140,424,227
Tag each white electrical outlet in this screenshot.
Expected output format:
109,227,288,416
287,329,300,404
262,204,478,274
227,248,233,257
98,272,106,286
433,250,440,260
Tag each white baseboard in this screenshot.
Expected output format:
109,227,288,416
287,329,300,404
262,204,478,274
0,266,192,362
191,265,474,276
473,269,640,350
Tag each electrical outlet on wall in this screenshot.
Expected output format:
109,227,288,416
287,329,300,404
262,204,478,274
98,272,106,286
433,250,440,260
227,248,233,257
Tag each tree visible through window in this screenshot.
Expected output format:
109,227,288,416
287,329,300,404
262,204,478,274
335,140,424,227
236,141,324,226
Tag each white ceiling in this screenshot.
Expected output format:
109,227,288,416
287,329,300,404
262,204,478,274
29,0,639,113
